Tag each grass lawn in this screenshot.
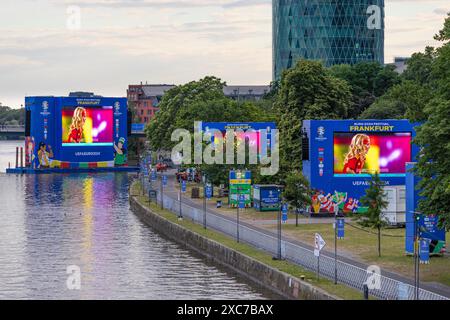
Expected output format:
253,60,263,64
270,223,450,287
172,182,450,288
181,183,307,221
132,182,368,300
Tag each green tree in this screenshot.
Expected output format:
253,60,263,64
402,47,436,86
145,76,275,186
127,100,141,123
146,76,225,151
414,98,450,231
276,60,351,175
0,106,25,125
283,171,312,213
360,81,432,121
356,173,388,257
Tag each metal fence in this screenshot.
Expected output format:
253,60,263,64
140,178,448,301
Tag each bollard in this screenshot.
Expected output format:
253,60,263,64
20,147,24,168
16,147,19,168
363,284,369,300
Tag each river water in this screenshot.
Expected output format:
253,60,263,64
0,141,269,300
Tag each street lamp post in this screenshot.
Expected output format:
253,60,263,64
414,211,421,300
273,186,284,261
160,175,164,210
237,202,240,243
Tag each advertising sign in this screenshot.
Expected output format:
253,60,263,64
62,106,114,146
282,204,288,223
229,170,252,208
151,170,157,182
334,132,412,176
205,184,213,200
253,185,281,212
200,122,277,156
337,218,345,239
314,233,326,257
420,238,431,264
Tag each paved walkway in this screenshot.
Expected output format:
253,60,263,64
159,172,450,299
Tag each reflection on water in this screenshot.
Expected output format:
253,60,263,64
0,169,269,300
0,140,22,172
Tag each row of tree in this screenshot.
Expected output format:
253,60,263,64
145,14,450,231
278,13,450,231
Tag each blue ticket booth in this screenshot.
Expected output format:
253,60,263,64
253,185,281,212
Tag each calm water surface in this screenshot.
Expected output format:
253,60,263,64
0,141,270,299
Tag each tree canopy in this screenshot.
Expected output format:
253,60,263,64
329,62,400,118
0,106,25,125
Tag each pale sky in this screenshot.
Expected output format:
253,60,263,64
0,0,448,108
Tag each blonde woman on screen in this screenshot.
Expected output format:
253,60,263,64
68,107,87,143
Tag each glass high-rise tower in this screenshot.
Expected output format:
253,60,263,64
273,0,385,80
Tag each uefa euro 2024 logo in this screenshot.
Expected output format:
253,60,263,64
316,126,327,142
114,101,122,116
317,126,325,138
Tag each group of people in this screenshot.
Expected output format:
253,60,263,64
31,138,127,169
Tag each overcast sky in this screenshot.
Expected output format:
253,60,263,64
0,0,448,108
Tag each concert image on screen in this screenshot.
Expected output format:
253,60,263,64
62,106,114,146
334,132,412,176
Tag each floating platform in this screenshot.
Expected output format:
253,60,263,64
6,166,140,174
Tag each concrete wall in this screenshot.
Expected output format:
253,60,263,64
130,195,339,300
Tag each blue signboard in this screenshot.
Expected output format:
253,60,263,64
238,194,246,209
420,238,431,264
253,185,281,212
337,218,345,239
181,180,187,193
397,283,410,300
151,170,157,181
302,120,420,215
205,185,213,199
282,204,288,223
132,123,145,132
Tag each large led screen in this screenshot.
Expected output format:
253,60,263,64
62,106,114,146
334,132,412,176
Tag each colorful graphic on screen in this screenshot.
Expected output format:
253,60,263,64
334,132,412,176
62,106,114,146
211,131,262,150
